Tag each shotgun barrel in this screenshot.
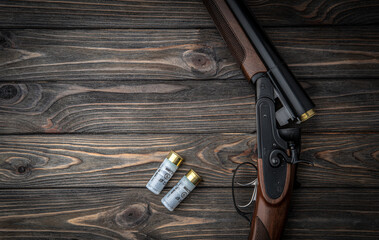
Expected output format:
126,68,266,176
203,0,315,124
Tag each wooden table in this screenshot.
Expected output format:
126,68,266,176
0,0,378,239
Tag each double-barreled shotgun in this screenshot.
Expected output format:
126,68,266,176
203,0,316,239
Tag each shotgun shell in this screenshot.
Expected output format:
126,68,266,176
146,151,184,195
161,169,202,211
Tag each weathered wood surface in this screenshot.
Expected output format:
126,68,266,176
0,133,377,188
1,0,378,239
0,188,377,239
0,79,378,134
1,0,379,28
1,27,378,81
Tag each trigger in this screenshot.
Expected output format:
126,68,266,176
288,142,314,166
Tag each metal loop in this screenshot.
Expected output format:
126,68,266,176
232,162,258,223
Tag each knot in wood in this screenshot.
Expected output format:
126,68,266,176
17,166,27,174
14,162,31,176
0,85,18,100
182,47,218,78
3,156,36,177
0,31,15,49
115,203,151,229
192,54,208,67
0,84,27,106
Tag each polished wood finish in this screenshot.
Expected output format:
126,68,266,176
249,161,295,240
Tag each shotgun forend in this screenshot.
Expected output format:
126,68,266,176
203,0,316,240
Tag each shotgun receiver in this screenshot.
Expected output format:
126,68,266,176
203,0,316,239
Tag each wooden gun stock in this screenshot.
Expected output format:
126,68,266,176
248,161,295,240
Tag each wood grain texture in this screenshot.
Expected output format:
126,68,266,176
0,188,377,239
0,79,377,134
283,188,379,240
1,27,378,81
0,0,378,28
0,133,377,188
0,80,255,134
0,0,377,239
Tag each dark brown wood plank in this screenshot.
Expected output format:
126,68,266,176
284,188,379,240
1,27,378,81
0,188,377,239
0,79,378,134
0,133,377,188
302,79,379,132
0,80,255,134
0,0,378,28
